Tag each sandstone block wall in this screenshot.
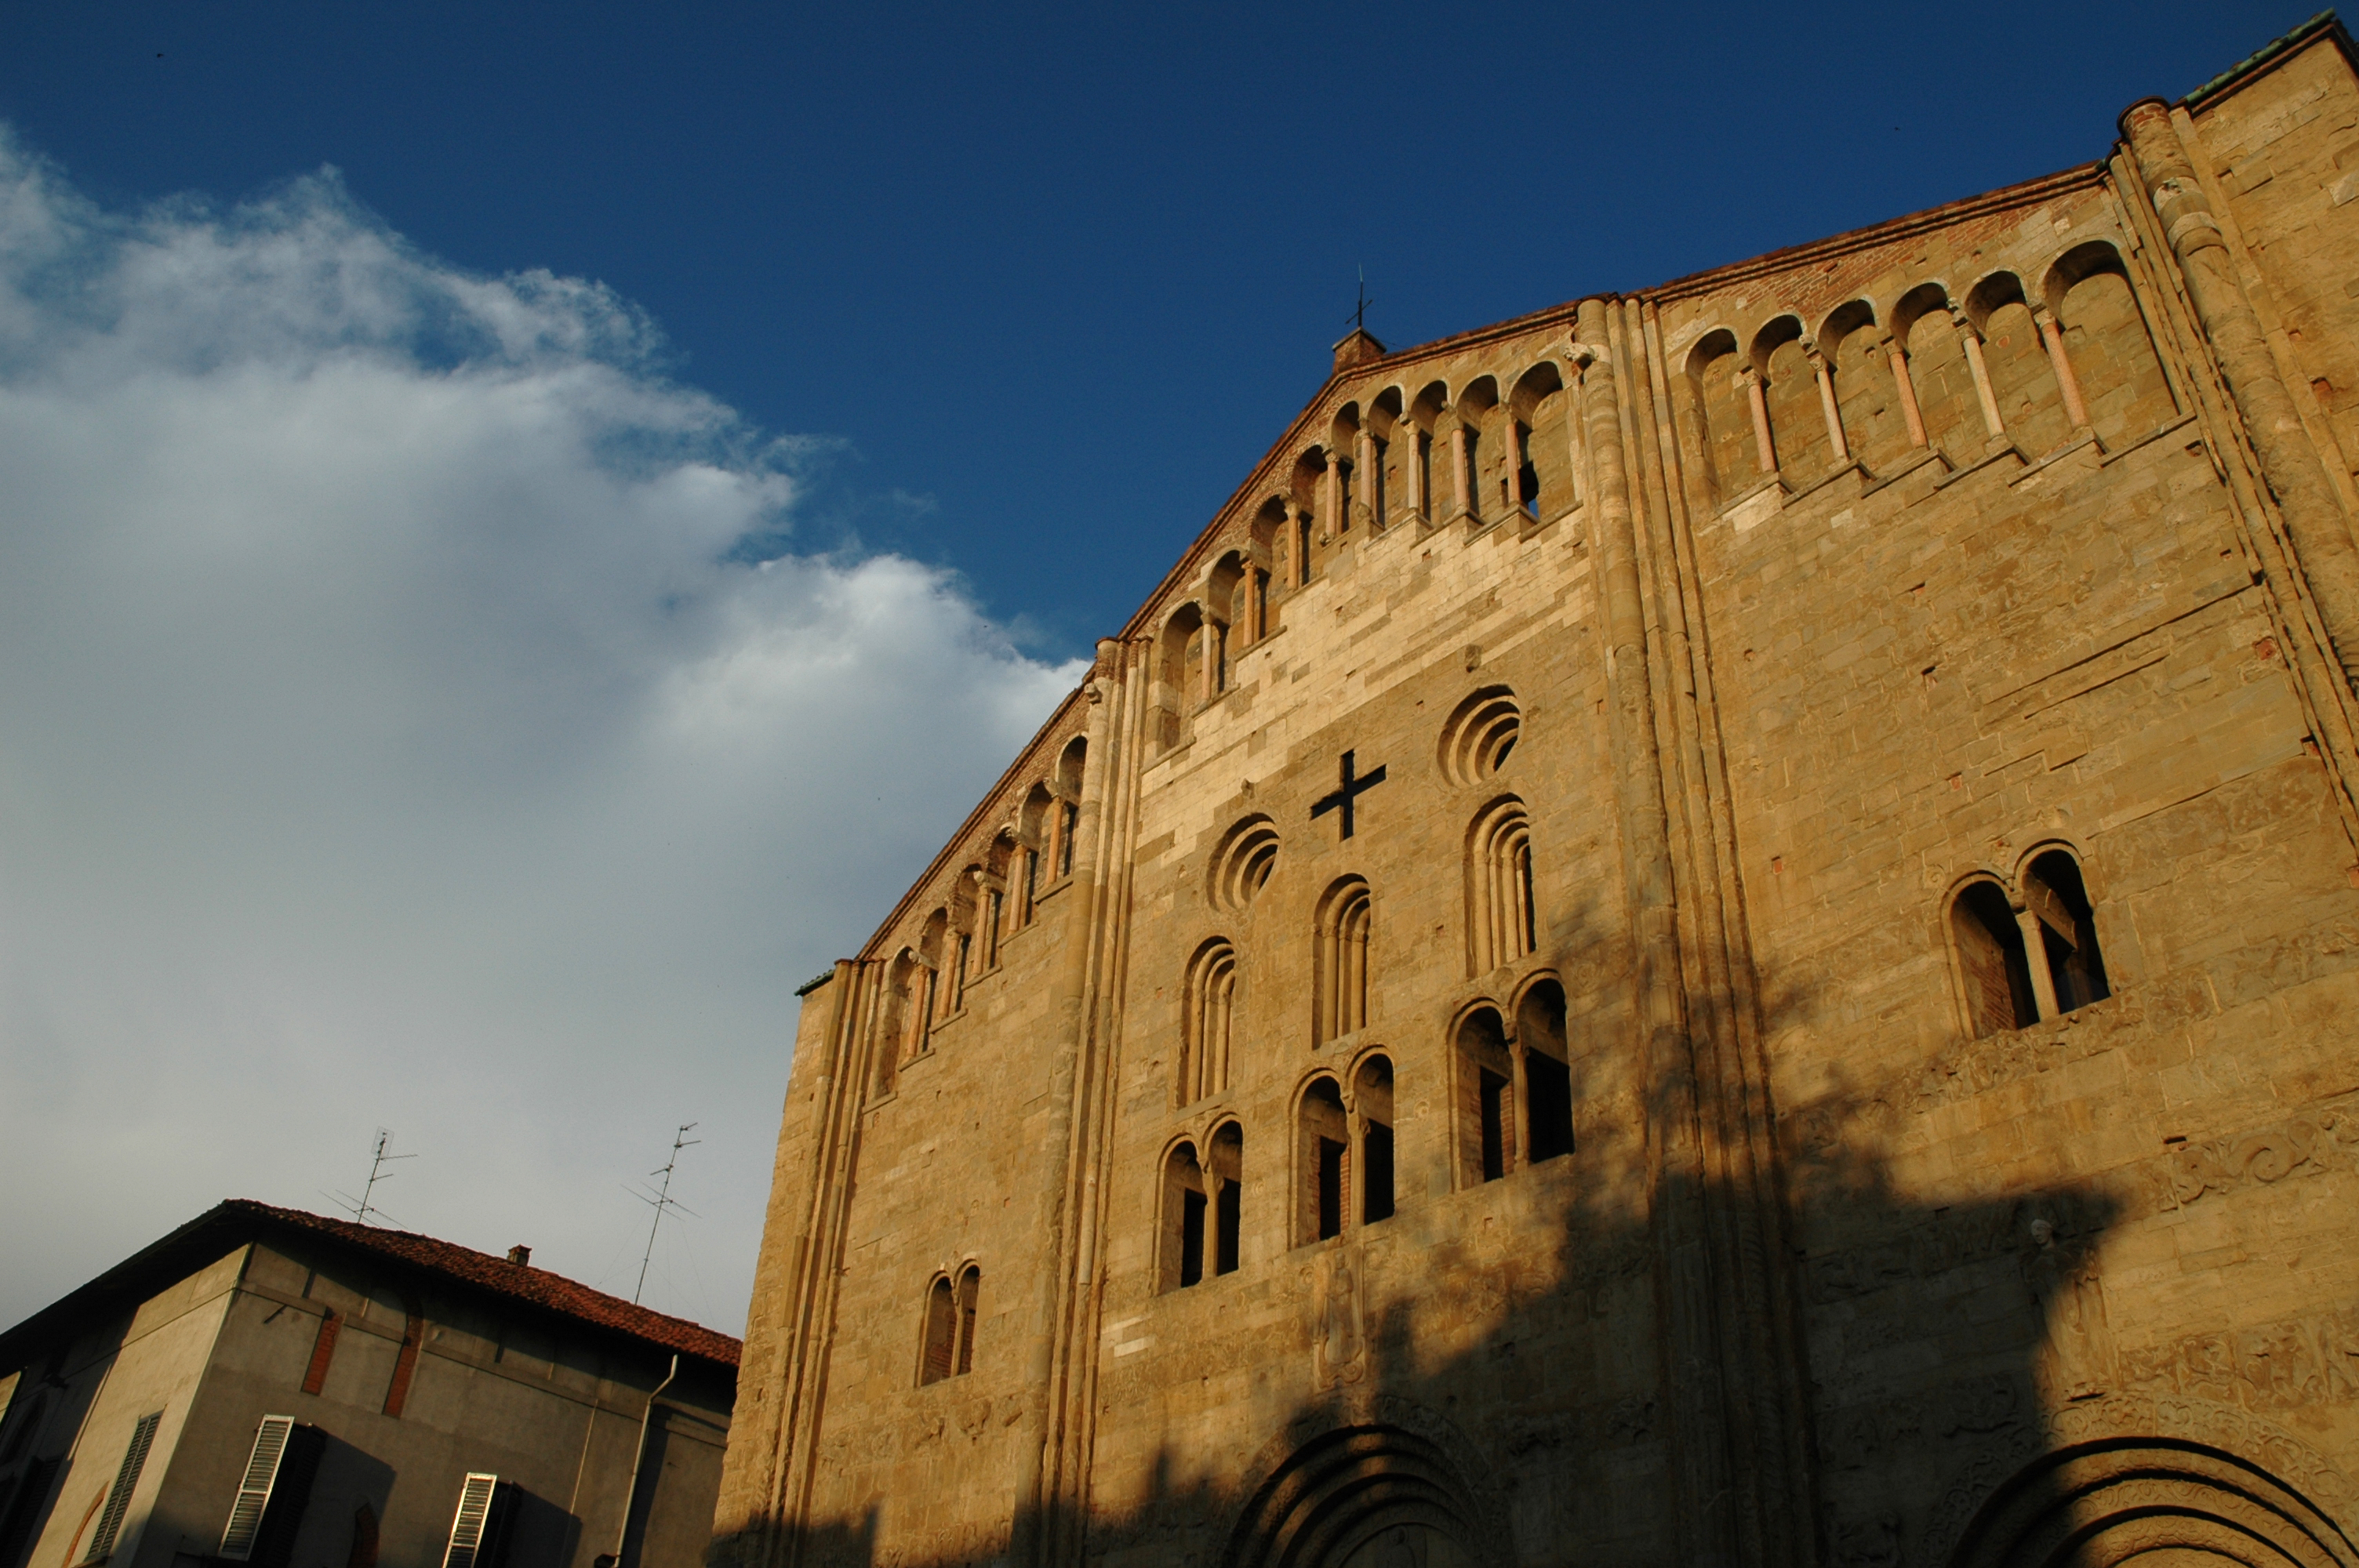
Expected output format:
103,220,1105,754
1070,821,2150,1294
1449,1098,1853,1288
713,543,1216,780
712,21,2359,1568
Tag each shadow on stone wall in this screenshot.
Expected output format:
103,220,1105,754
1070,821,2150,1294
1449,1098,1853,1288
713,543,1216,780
713,981,2359,1567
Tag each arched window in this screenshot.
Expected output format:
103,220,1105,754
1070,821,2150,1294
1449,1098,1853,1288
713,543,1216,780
1455,1007,1514,1185
919,1266,981,1383
919,1276,957,1385
1467,799,1536,975
1298,1076,1348,1244
1208,1123,1242,1277
1951,879,2037,1039
1688,329,1748,505
1154,605,1205,753
2046,241,2179,449
1510,363,1570,520
1180,940,1238,1106
1016,783,1052,927
980,837,1016,969
2023,850,2111,1013
1456,378,1499,521
1314,877,1372,1045
1517,979,1574,1163
1895,284,1976,460
1967,270,2070,456
1164,1128,1244,1291
1162,1142,1207,1290
1355,1055,1394,1225
914,910,947,1045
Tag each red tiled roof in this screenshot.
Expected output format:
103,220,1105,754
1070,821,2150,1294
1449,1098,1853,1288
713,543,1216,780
224,1200,739,1367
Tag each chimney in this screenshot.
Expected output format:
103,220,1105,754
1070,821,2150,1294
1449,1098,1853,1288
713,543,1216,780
507,1245,532,1266
1331,328,1387,376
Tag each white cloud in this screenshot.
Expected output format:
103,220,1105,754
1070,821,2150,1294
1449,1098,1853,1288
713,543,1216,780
0,131,1085,1331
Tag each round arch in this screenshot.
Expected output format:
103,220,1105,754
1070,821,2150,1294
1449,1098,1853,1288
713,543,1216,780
1222,1407,1507,1568
1945,1436,2359,1567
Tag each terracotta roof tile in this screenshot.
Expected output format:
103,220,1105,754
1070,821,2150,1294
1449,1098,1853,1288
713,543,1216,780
223,1200,739,1367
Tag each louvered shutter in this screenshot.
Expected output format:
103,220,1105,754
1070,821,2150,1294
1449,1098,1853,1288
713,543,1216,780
441,1474,499,1568
218,1417,295,1560
86,1410,160,1563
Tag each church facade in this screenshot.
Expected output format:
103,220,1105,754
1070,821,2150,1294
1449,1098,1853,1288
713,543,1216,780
716,20,2359,1566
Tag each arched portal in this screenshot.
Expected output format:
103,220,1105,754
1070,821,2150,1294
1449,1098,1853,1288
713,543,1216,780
1946,1436,2359,1568
1223,1421,1496,1568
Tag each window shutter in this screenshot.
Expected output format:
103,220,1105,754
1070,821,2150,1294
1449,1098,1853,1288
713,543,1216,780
86,1410,161,1563
441,1474,498,1568
219,1417,296,1561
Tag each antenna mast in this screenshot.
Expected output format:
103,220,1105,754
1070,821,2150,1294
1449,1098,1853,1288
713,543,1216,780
630,1123,701,1305
326,1127,415,1227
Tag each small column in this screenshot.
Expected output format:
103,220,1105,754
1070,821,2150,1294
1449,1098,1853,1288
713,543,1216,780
1742,365,1777,474
1286,501,1310,586
1356,428,1377,524
2014,906,2063,1020
1321,453,1343,535
2034,306,2092,430
1507,1042,1529,1176
1885,334,1929,447
1449,425,1472,517
1205,1171,1228,1269
1502,412,1526,515
1808,343,1849,460
1954,309,2008,445
1202,619,1227,703
1406,428,1428,516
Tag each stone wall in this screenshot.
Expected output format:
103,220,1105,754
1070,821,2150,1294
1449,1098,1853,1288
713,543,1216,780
715,20,2359,1567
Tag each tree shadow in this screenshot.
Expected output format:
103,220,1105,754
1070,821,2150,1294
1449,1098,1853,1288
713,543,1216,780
710,920,2359,1568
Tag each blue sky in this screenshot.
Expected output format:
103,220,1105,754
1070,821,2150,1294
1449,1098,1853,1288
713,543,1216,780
0,2,2300,1330
6,0,2295,655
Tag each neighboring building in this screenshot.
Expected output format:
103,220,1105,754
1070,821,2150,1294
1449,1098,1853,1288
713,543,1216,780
0,1201,736,1568
714,17,2359,1568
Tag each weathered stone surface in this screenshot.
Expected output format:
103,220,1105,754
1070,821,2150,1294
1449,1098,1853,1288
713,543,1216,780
714,20,2359,1567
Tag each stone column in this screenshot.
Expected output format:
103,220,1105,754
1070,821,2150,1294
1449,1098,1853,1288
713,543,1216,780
1573,302,1736,1564
1885,332,1929,446
2122,97,2359,688
2015,906,2063,1019
1202,619,1226,703
1285,501,1309,586
1741,364,1777,473
2034,306,2092,430
1954,308,2008,445
1406,428,1428,516
1321,452,1343,536
1808,342,1849,460
1502,411,1526,515
1012,656,1122,1566
1450,423,1472,517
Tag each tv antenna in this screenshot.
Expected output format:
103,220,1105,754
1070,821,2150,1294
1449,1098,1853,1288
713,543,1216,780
627,1123,701,1305
325,1127,414,1227
1347,266,1373,333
